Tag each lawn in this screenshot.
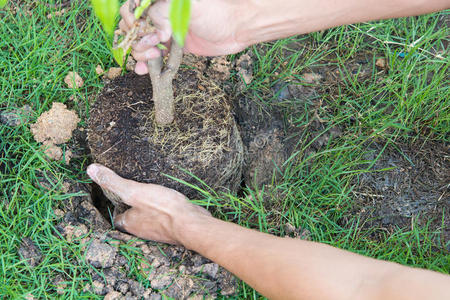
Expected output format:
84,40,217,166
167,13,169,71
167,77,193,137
0,1,448,298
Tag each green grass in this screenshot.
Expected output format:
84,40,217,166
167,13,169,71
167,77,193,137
1,1,448,298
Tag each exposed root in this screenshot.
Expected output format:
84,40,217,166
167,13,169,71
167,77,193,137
141,73,243,188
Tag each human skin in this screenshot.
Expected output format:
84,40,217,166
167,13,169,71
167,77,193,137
119,0,449,74
87,163,450,300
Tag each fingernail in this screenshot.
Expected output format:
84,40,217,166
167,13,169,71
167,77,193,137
114,216,126,232
87,164,99,182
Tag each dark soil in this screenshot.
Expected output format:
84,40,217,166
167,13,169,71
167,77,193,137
18,237,43,267
234,92,291,189
352,141,450,246
88,68,243,207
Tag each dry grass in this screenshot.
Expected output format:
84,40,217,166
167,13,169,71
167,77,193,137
144,75,238,167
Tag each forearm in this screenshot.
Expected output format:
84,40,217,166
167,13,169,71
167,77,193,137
237,0,449,46
180,216,384,299
177,215,450,300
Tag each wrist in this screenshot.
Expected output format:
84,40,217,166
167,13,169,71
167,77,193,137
172,209,216,249
235,0,316,46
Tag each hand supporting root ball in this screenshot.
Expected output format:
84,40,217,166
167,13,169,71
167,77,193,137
87,163,211,245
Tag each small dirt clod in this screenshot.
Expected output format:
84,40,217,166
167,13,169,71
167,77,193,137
18,237,42,267
31,102,79,162
107,67,122,80
64,71,84,88
85,240,117,268
31,103,79,144
0,105,32,127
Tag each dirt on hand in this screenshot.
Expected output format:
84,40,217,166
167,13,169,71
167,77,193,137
30,102,79,162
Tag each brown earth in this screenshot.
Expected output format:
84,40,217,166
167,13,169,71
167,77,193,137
88,68,243,213
44,176,237,299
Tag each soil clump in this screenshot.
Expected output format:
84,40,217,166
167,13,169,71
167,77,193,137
88,68,243,209
30,102,79,163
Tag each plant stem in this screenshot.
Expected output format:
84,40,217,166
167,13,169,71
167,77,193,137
147,42,183,125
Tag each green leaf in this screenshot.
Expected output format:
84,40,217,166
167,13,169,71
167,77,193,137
112,46,132,67
112,47,125,67
169,0,191,46
0,0,7,9
91,0,119,36
134,0,152,19
156,43,168,50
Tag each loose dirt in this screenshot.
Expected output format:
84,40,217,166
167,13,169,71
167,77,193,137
352,141,450,246
18,237,43,267
48,177,236,299
0,104,32,127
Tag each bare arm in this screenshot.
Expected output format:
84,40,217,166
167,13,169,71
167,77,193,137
238,0,450,47
87,164,450,300
180,215,450,300
119,0,449,74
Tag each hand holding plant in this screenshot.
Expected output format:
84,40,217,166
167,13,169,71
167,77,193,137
92,0,192,125
119,0,250,75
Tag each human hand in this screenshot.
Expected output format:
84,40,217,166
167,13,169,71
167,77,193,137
87,163,211,245
119,0,249,74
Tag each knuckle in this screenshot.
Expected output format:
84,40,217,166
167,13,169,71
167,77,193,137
96,172,108,187
126,190,141,205
119,4,127,15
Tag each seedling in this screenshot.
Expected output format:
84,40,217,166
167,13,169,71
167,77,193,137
91,0,191,125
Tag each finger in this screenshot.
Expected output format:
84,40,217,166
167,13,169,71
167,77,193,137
119,19,129,32
120,1,136,28
135,61,149,75
87,163,142,206
148,1,172,43
133,34,160,52
114,207,139,233
131,47,161,61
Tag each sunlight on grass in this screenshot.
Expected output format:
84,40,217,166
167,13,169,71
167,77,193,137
0,1,448,298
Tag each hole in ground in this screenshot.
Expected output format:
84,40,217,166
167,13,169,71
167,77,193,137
90,183,115,225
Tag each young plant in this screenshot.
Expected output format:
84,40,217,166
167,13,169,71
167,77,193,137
91,0,191,125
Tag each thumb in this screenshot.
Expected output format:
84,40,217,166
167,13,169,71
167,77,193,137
114,207,149,238
87,163,140,207
113,208,137,233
